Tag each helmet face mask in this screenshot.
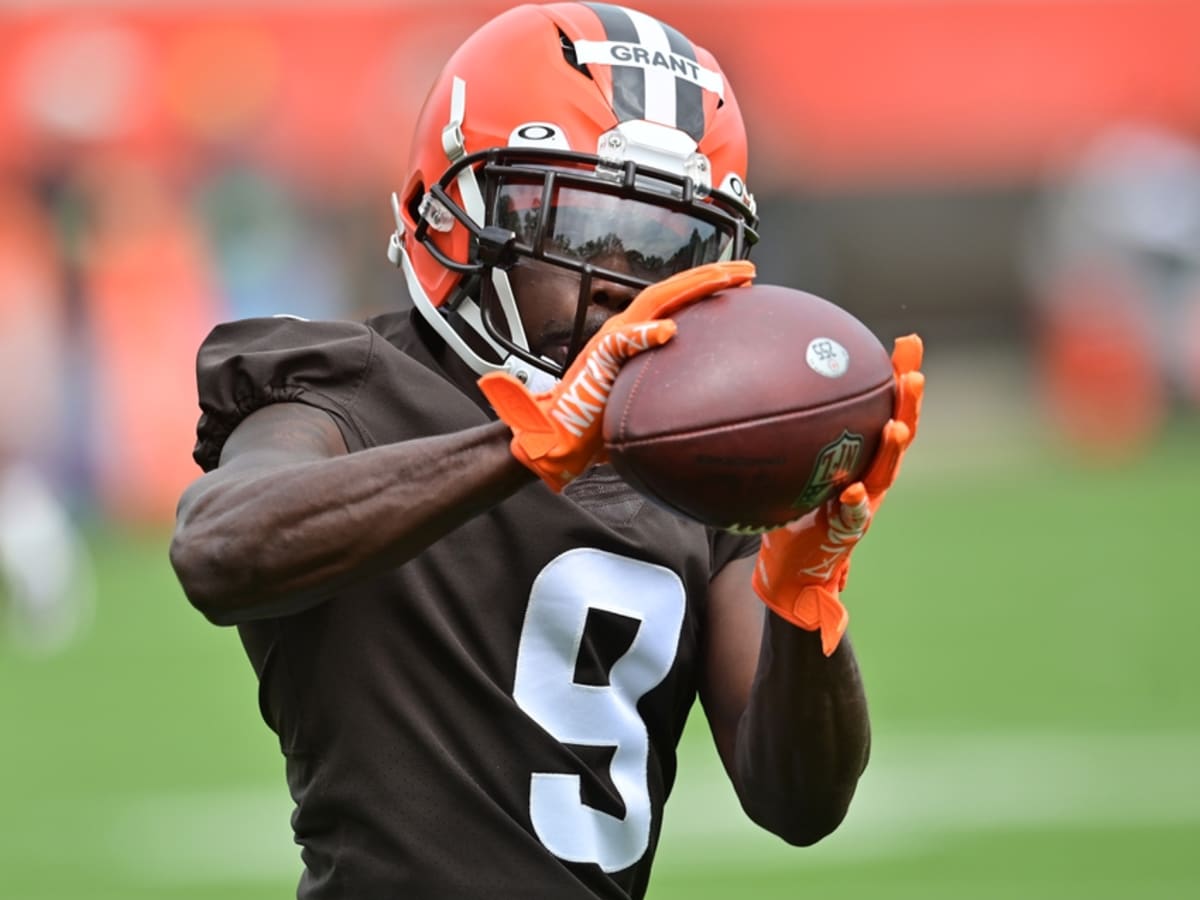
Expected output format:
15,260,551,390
412,146,756,374
392,2,758,385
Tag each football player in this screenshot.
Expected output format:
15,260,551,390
170,4,923,898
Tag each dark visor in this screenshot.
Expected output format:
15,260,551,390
493,179,736,284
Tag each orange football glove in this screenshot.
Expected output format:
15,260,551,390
479,260,756,490
752,334,925,655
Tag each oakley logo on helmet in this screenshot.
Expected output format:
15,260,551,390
509,123,571,149
719,173,753,211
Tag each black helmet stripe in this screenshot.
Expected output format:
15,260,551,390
586,4,645,125
662,20,705,141
584,3,707,141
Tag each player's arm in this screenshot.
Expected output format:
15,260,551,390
175,262,755,627
699,335,924,844
170,404,532,626
700,556,870,846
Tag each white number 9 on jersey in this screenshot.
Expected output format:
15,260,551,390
512,548,686,873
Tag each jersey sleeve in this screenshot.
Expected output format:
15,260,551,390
709,527,761,576
191,316,378,472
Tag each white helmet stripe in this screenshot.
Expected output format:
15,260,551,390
623,8,677,128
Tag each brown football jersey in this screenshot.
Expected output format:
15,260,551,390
192,310,758,899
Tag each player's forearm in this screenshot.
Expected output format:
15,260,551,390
170,421,533,625
732,619,871,846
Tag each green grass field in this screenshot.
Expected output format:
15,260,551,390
2,418,1197,899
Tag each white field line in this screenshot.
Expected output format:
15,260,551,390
656,731,1200,869
106,733,1200,882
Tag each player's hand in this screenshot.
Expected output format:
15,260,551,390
479,260,756,490
751,334,924,655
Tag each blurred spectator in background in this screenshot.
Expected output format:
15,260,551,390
1026,124,1200,457
0,177,94,653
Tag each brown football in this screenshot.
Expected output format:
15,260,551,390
602,283,896,532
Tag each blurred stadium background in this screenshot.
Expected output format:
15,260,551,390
1,1,1198,897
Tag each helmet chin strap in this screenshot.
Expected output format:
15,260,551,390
393,230,559,394
393,195,561,393
487,267,530,349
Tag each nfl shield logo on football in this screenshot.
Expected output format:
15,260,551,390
792,431,864,510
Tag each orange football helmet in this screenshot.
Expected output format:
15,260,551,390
388,2,758,387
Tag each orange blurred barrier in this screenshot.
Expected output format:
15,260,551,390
3,0,1199,521
81,162,223,523
0,1,1197,187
